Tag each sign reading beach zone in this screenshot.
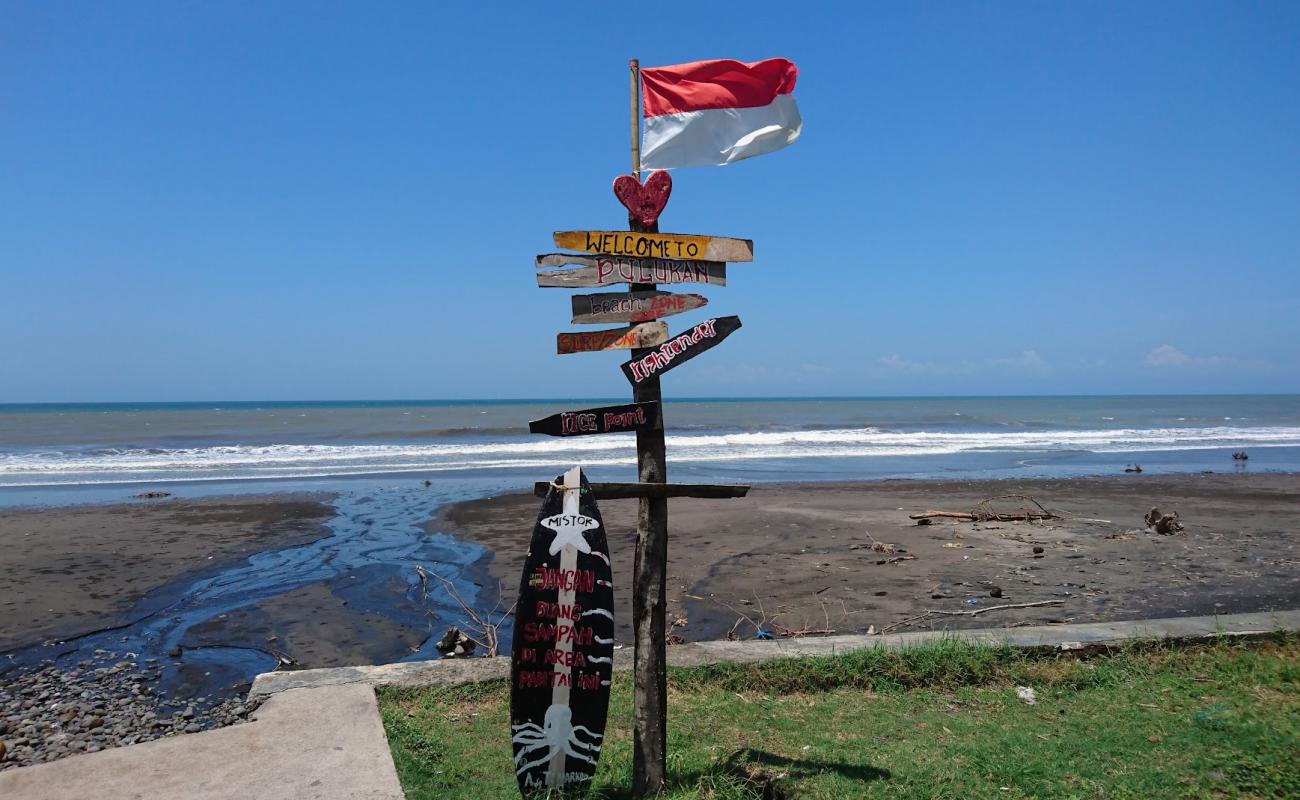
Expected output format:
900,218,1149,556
570,291,707,325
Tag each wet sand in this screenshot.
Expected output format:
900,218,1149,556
0,496,334,652
433,473,1300,643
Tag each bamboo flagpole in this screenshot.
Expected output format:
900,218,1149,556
630,58,641,180
627,56,669,797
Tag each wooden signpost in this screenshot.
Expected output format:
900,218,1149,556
509,467,615,793
553,230,753,263
555,322,667,355
570,291,707,325
529,402,659,437
621,316,741,385
536,255,727,288
520,58,757,798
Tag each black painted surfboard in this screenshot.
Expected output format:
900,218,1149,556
509,467,614,795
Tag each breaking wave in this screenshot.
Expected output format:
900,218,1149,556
2,425,1298,487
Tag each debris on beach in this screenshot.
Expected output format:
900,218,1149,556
132,491,171,500
1144,507,1185,535
910,495,1059,524
1125,464,1143,473
1232,451,1249,461
435,626,477,657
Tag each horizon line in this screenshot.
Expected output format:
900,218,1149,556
1,392,1297,408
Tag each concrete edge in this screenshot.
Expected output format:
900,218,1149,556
249,608,1300,697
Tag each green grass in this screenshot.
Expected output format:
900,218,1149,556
378,637,1299,799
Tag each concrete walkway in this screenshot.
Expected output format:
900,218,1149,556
251,608,1300,695
0,683,403,800
5,609,1295,799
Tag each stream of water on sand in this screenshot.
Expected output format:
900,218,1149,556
1,484,494,709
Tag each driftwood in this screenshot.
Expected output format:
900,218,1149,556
1144,507,1184,535
883,599,1065,632
910,495,1060,523
923,600,1064,617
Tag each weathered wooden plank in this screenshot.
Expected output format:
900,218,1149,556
553,231,753,263
529,401,659,437
536,255,726,288
556,322,668,355
531,482,750,500
620,316,742,384
570,291,707,325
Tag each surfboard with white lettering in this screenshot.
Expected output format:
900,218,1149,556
510,467,614,794
556,322,668,355
529,402,659,437
553,231,754,263
570,291,707,325
620,316,742,385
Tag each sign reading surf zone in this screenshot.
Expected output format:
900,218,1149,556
621,316,741,385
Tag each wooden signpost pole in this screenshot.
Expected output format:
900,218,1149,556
627,56,669,798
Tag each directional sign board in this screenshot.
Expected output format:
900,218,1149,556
570,291,707,325
553,231,753,263
529,401,659,437
556,322,668,355
510,467,614,793
536,255,726,289
620,316,742,385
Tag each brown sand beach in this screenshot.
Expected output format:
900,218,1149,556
0,495,334,653
433,472,1300,644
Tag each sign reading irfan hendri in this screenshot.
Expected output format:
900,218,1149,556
620,316,741,385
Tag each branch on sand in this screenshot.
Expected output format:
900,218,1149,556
882,599,1065,633
415,565,516,658
910,495,1060,523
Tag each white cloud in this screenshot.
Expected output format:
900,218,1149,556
1146,345,1234,368
875,350,1050,376
988,350,1049,374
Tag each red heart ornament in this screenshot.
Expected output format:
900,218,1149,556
613,170,672,229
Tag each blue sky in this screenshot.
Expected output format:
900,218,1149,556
2,2,1297,402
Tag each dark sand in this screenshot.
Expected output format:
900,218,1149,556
0,496,334,652
433,473,1300,644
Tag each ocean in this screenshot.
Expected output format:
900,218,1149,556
2,395,1299,505
2,394,1298,700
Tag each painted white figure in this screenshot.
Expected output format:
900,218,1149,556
540,513,597,555
511,703,604,779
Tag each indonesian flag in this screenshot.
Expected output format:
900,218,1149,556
640,58,801,170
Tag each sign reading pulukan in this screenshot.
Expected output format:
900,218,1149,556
510,467,614,793
529,402,659,438
536,254,727,288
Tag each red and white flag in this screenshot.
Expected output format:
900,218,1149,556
640,58,801,170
